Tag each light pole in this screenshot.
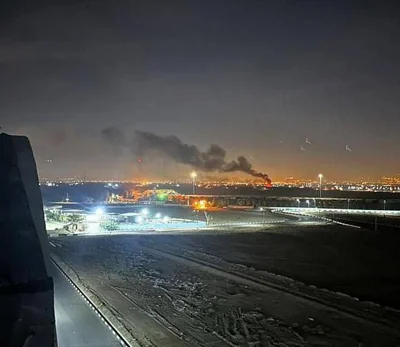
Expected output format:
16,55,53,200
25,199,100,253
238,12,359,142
296,199,300,208
384,199,387,210
306,199,310,208
190,171,197,195
318,174,323,199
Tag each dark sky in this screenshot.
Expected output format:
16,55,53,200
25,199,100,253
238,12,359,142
1,0,400,181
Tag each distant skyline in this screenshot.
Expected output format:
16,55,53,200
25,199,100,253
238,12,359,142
39,172,400,184
2,1,400,181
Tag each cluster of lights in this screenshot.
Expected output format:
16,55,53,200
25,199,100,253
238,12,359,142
86,206,171,225
135,208,169,224
194,199,207,209
106,183,119,188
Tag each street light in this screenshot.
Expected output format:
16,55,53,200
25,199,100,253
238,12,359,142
190,171,197,195
95,207,104,216
318,174,323,199
94,207,105,222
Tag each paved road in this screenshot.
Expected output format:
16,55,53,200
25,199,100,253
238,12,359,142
272,207,400,216
50,262,121,347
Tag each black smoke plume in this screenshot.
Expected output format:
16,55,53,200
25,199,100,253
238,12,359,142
101,127,127,147
101,127,271,183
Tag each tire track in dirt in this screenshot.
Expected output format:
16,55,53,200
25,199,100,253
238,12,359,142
141,245,400,342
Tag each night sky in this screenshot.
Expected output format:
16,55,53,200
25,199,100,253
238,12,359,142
1,1,399,181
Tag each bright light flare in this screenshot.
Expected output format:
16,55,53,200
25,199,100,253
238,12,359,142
86,214,98,222
136,216,144,223
141,208,149,215
163,216,170,223
195,200,207,209
95,207,104,216
190,171,197,179
155,212,161,218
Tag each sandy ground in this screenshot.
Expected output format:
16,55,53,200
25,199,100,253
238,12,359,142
51,218,400,347
140,224,400,309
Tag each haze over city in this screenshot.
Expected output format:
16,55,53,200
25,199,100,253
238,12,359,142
4,2,400,347
1,0,400,181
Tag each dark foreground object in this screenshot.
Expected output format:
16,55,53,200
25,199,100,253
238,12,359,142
0,133,56,346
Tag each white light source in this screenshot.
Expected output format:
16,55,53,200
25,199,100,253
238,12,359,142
86,214,98,222
141,208,149,215
136,216,144,223
95,207,104,216
190,171,197,195
163,216,170,223
318,173,323,198
155,213,161,218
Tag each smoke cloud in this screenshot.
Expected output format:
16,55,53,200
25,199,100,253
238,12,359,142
101,127,127,147
101,127,271,183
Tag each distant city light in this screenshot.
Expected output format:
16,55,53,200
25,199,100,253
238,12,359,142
141,208,149,215
163,216,170,223
155,213,161,218
136,216,144,223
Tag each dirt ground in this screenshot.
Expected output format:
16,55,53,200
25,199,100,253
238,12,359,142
51,222,400,347
136,224,400,309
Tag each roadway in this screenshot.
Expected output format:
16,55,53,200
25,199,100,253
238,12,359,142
50,262,122,347
271,207,400,216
